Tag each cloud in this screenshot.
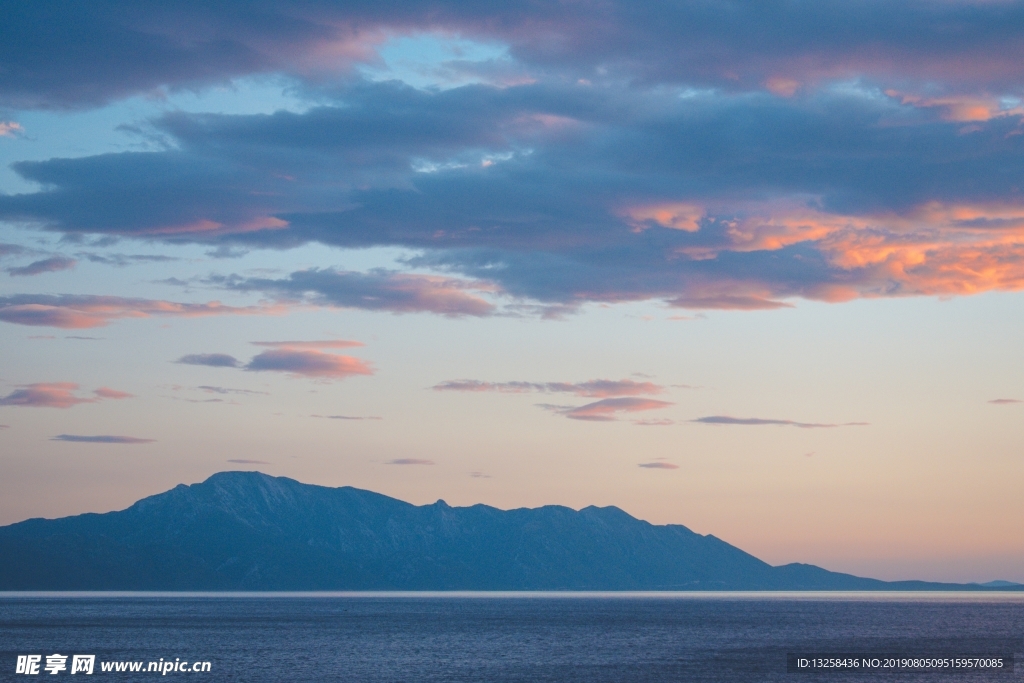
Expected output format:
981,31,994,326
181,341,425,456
76,252,179,267
0,294,278,328
469,471,491,478
51,434,155,444
541,397,674,422
0,383,97,409
92,387,133,399
4,10,1024,313
633,418,675,426
432,378,664,397
0,424,9,430
0,243,26,257
245,348,372,379
385,458,434,465
638,462,679,469
217,268,495,317
176,353,241,368
0,382,133,408
989,398,1022,405
692,416,868,429
5,2,1024,109
7,256,76,277
0,122,22,137
313,414,382,420
197,385,268,395
226,459,270,464
251,339,363,349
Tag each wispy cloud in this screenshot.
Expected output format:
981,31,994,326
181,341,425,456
541,397,674,422
216,269,496,317
7,256,76,277
0,294,279,328
988,398,1022,405
385,458,434,465
638,462,679,469
197,385,268,395
313,414,383,420
251,339,364,349
0,122,22,137
176,353,241,368
692,416,868,429
92,387,134,400
433,378,665,397
633,418,674,426
76,252,179,267
52,434,155,444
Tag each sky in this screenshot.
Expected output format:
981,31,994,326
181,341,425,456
1,0,1023,583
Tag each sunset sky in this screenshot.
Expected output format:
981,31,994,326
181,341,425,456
2,0,1023,583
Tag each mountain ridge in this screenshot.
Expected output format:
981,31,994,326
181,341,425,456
0,471,1017,591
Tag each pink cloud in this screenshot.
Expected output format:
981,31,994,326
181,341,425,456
0,382,134,408
989,398,1022,405
432,378,665,397
0,383,97,409
93,387,134,399
385,458,434,465
245,348,372,380
638,462,679,469
0,294,280,329
633,418,675,426
540,397,674,422
0,122,22,137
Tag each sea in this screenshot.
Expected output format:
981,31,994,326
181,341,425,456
1,592,1021,682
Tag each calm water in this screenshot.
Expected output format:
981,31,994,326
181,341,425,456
1,593,1021,682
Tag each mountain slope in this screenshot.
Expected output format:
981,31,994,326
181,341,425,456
0,471,996,590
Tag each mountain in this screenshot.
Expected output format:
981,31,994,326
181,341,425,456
0,471,1011,591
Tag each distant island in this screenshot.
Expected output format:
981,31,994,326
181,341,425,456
0,471,1019,591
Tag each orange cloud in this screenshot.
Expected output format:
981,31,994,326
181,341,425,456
885,90,1024,122
621,202,703,232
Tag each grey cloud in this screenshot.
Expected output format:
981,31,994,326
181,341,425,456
7,256,76,277
216,267,495,317
175,353,241,368
693,416,868,428
433,378,665,397
1,72,1023,311
4,1,1024,108
52,434,155,444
